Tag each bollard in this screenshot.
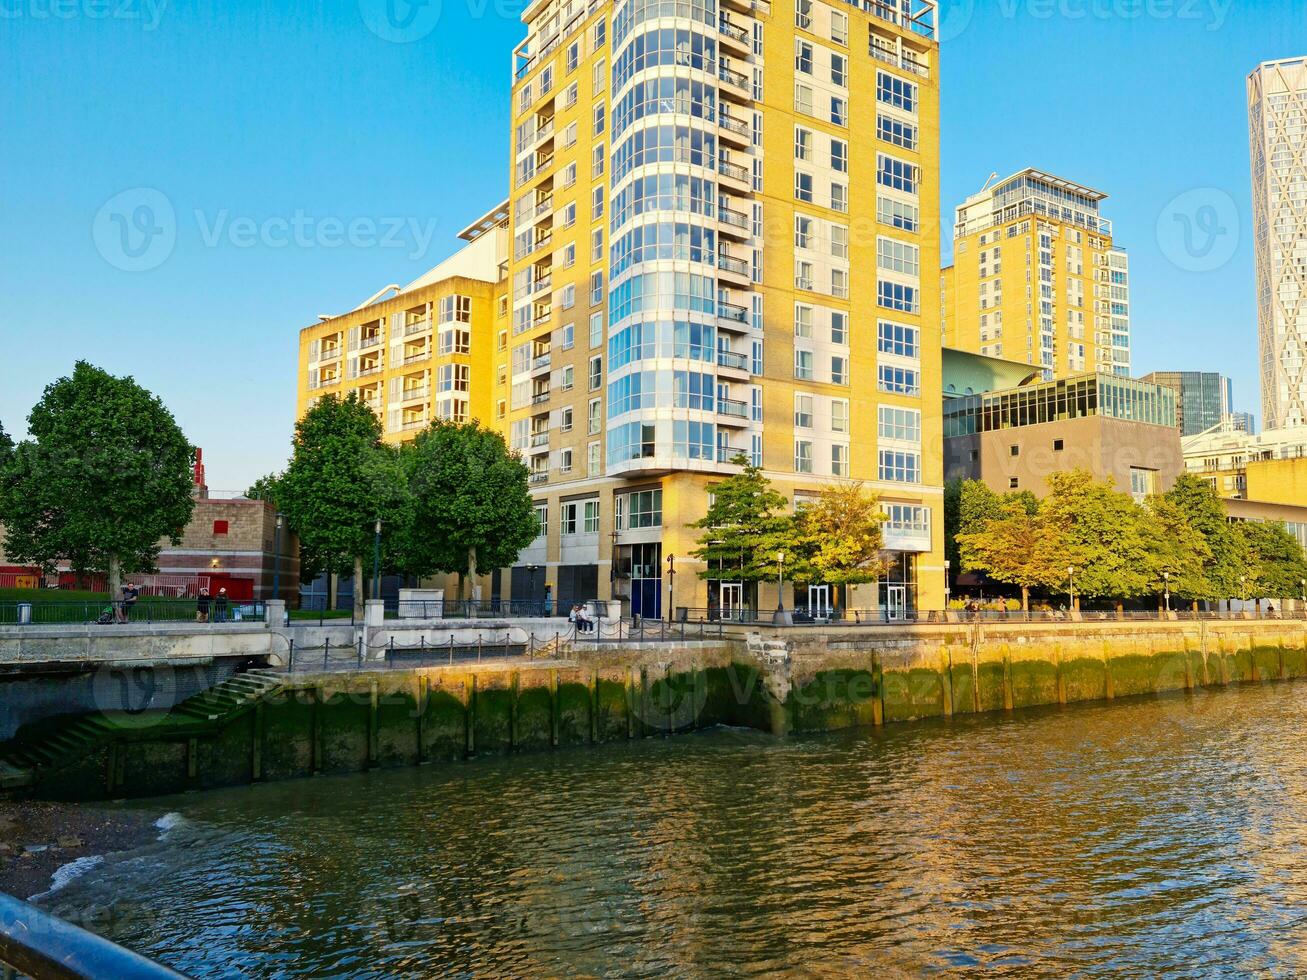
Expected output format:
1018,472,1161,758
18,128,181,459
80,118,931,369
288,638,296,673
479,633,483,663
323,639,330,669
450,634,455,665
357,637,363,669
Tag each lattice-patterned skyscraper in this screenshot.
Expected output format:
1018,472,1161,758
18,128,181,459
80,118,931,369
1249,58,1307,432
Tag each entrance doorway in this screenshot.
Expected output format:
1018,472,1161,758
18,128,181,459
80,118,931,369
808,585,832,621
887,586,908,622
720,582,745,622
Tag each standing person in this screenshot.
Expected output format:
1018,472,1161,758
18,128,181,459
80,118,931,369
196,588,211,624
214,588,229,624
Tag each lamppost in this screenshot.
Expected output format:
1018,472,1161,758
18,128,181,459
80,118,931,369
1163,571,1171,615
528,564,540,614
272,513,284,602
773,552,792,627
372,519,382,601
666,554,676,623
1068,566,1076,612
1301,578,1306,607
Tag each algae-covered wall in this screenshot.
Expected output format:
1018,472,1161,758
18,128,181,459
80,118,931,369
19,621,1307,802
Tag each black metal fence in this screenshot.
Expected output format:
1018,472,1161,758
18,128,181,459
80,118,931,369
386,599,566,620
0,600,267,627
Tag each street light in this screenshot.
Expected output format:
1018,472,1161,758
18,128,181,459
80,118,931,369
372,519,383,601
527,564,540,613
666,553,676,622
773,552,791,627
1301,578,1306,606
1163,571,1171,614
273,513,284,602
1068,566,1076,612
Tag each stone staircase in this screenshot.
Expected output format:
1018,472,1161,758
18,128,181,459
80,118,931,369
0,670,284,791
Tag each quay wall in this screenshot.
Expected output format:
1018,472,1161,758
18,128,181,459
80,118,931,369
10,620,1307,801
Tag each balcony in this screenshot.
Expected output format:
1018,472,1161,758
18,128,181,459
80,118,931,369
718,112,751,147
532,353,552,374
317,345,342,363
883,520,932,554
717,349,750,373
357,363,384,377
401,384,429,402
718,157,750,190
718,252,751,283
718,206,750,240
402,352,429,366
535,195,554,218
719,17,750,46
529,471,550,485
717,445,748,463
532,390,551,406
717,398,750,424
721,0,769,13
533,275,553,294
401,418,427,432
404,319,431,336
358,335,383,351
719,64,751,103
717,300,750,329
530,431,551,450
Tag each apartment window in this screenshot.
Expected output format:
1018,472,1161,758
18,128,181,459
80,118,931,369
877,154,918,194
1009,478,1020,490
561,407,574,432
830,97,846,126
832,399,849,433
831,268,848,300
831,355,848,385
561,83,578,109
589,312,603,348
562,123,578,149
588,398,602,434
795,172,814,202
796,260,814,291
562,365,575,390
830,53,847,87
795,0,812,28
498,329,508,351
588,356,603,390
794,440,814,474
877,115,917,151
830,182,847,213
561,283,576,310
879,450,921,484
497,399,507,420
878,406,921,443
830,10,847,44
878,238,920,277
593,103,605,135
831,225,848,260
878,365,919,396
878,281,919,314
831,311,848,345
617,489,662,530
439,295,471,323
590,271,604,305
878,197,920,233
831,444,849,477
591,186,604,219
795,349,814,380
561,162,577,187
878,321,920,358
1010,445,1020,457
560,322,575,350
795,83,813,115
566,41,579,72
592,144,605,178
795,215,814,249
534,503,548,538
876,71,917,112
795,304,813,338
795,393,814,428
560,448,574,473
795,40,813,75
593,17,605,46
1054,439,1065,452
794,126,813,161
593,58,606,92
540,65,553,94
831,138,848,174
588,442,601,476
561,202,577,227
562,243,576,268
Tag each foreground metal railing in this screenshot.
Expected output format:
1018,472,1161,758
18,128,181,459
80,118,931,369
0,891,189,979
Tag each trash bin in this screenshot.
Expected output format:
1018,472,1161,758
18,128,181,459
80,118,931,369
17,603,32,625
676,607,688,623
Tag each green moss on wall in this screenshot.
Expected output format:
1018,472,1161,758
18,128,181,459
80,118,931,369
422,688,469,762
881,667,944,723
472,684,513,755
514,684,554,752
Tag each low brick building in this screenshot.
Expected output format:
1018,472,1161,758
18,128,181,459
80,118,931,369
155,495,299,602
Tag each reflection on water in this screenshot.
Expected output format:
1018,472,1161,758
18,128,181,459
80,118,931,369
42,682,1307,978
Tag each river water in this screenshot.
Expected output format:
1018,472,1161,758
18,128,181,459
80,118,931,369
38,682,1307,978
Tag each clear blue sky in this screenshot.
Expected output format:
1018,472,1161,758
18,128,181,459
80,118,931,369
1,0,1301,490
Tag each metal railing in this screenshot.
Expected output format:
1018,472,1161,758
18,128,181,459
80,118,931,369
0,891,189,979
717,349,750,371
718,158,750,182
719,64,749,89
0,600,267,627
718,206,749,229
718,253,750,276
386,599,568,620
718,113,750,137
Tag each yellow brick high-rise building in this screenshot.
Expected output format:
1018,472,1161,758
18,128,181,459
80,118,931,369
943,169,1131,380
297,0,946,620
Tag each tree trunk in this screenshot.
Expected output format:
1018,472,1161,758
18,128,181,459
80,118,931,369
1021,586,1029,612
467,546,479,618
354,555,366,621
107,555,122,599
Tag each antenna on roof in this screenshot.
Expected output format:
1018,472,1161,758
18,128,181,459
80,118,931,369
980,171,1000,192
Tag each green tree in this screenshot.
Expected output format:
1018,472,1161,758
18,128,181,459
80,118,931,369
0,362,195,595
1146,493,1212,608
783,484,891,592
398,421,538,603
0,421,12,471
1040,470,1157,604
1240,520,1307,601
277,394,406,618
245,472,283,506
956,499,1064,610
1162,474,1250,605
691,457,790,597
